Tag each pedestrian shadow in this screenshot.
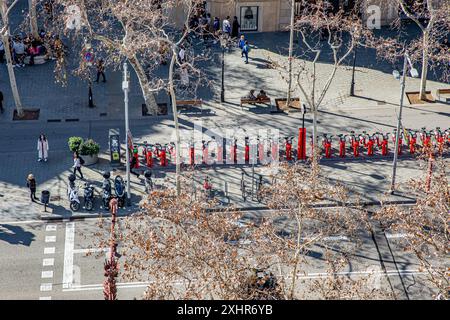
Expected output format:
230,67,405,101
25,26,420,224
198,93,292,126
46,203,73,218
0,224,35,246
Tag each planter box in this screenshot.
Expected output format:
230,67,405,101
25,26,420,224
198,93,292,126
80,154,98,166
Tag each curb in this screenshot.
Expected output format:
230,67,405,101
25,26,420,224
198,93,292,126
38,198,417,221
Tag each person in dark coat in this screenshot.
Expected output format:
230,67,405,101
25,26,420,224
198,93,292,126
0,90,4,114
27,174,38,202
231,16,240,39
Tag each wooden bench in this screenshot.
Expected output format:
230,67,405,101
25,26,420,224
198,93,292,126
436,89,450,103
176,99,203,112
240,97,271,109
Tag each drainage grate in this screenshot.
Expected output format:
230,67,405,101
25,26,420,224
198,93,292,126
47,119,62,122
65,118,79,122
99,113,107,117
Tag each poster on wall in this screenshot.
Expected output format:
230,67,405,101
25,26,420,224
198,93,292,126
240,6,258,31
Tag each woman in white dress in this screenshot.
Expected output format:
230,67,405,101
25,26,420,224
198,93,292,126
37,134,49,162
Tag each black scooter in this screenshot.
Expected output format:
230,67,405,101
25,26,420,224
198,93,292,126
83,182,95,211
101,171,112,210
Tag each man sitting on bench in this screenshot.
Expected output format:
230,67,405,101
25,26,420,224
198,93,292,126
257,90,268,99
243,89,257,101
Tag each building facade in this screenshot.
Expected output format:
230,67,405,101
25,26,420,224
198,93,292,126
203,0,409,32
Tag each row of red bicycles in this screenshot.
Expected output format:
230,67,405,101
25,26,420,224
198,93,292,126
317,127,450,159
128,127,450,169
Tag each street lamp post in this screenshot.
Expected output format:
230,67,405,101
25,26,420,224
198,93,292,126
221,45,225,102
350,46,357,97
122,62,131,205
390,52,418,194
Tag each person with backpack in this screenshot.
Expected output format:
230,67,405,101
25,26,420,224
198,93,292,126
27,174,38,202
222,16,231,38
73,152,84,179
242,41,250,64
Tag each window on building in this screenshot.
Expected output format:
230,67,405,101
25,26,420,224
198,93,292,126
240,6,259,31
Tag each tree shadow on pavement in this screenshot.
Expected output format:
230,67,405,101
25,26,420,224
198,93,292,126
0,224,35,246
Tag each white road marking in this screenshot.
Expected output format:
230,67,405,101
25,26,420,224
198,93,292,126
0,220,43,225
41,271,54,279
46,224,57,232
62,222,75,289
42,258,54,267
45,236,56,243
386,233,411,239
62,269,426,292
73,248,109,254
44,247,55,255
40,283,53,292
39,296,52,300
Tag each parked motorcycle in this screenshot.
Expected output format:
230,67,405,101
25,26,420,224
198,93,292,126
83,182,95,211
101,171,112,210
67,174,80,211
114,175,126,208
144,170,153,194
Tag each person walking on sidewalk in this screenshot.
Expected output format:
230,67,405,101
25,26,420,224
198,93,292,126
242,41,250,64
0,90,4,114
95,58,106,83
222,16,231,39
73,152,84,179
27,174,38,202
37,134,49,162
238,35,245,57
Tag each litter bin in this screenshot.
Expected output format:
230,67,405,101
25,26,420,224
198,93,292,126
41,190,50,212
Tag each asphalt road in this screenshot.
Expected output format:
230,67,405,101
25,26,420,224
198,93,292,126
0,211,437,300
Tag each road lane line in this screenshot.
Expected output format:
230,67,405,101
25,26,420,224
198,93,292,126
46,224,57,232
40,283,53,292
73,248,109,254
386,233,411,239
63,222,75,289
41,271,54,279
45,235,56,242
62,269,426,292
42,258,54,266
44,247,55,255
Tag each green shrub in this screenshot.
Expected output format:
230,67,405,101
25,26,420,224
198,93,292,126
79,139,100,156
68,137,84,153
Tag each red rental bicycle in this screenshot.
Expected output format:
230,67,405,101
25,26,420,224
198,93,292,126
349,131,360,157
321,134,333,158
337,134,347,158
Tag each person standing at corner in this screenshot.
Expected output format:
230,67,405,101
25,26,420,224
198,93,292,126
27,174,38,202
231,16,240,39
0,90,4,114
95,58,106,83
73,152,84,179
37,134,49,162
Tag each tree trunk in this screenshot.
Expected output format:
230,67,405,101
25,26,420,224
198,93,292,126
1,34,23,117
312,106,318,160
28,0,40,39
127,55,158,115
419,33,429,101
286,0,295,108
169,52,181,196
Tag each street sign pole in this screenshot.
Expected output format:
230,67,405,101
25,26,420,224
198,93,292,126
122,62,131,205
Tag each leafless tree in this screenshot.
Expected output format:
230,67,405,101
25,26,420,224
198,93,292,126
0,0,24,116
377,0,450,100
374,153,449,299
272,0,371,157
